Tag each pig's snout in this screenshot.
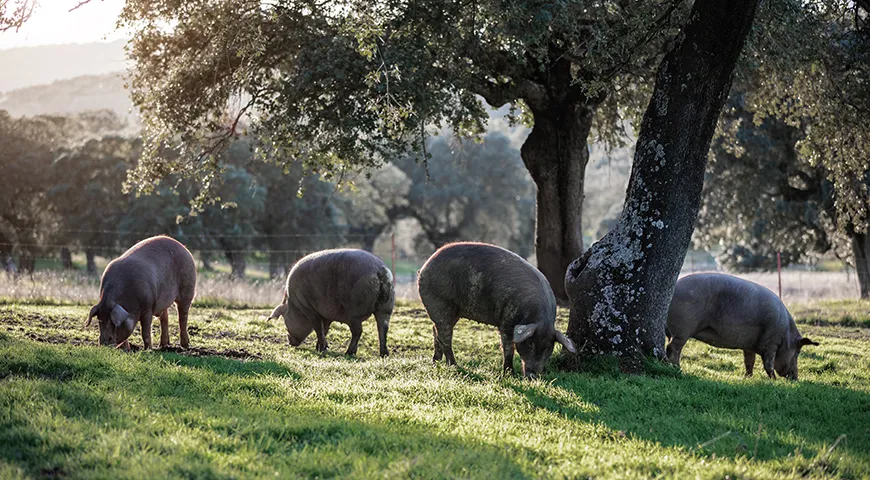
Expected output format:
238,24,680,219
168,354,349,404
521,362,544,380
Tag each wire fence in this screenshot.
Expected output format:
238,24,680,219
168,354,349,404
0,232,865,304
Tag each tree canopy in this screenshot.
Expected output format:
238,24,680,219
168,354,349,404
741,0,870,231
119,0,681,182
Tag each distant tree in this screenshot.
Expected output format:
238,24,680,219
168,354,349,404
119,0,689,302
251,159,346,279
335,132,535,258
392,133,535,257
334,164,411,253
0,110,119,272
48,134,137,274
734,1,870,296
697,95,870,296
0,111,56,271
196,142,266,279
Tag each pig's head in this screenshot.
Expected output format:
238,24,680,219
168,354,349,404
267,303,313,347
513,322,576,379
774,336,819,381
86,301,136,347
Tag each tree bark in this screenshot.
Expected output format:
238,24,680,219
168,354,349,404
224,250,247,280
61,247,73,270
85,248,97,275
521,104,593,304
564,0,760,364
201,251,215,271
851,231,870,299
269,250,286,279
18,253,35,274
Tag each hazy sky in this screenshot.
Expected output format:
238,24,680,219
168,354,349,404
0,0,126,50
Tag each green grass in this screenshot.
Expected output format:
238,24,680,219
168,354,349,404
790,299,870,328
1,303,869,479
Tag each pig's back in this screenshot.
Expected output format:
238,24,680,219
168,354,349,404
418,242,554,325
119,236,196,281
102,236,196,310
670,273,786,344
286,249,387,320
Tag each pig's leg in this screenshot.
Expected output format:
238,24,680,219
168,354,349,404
499,331,515,375
432,325,443,362
434,320,458,366
177,300,191,349
665,337,687,367
743,350,756,377
374,312,390,357
426,300,459,366
345,320,364,356
140,309,154,350
158,309,170,348
314,318,329,353
760,348,777,379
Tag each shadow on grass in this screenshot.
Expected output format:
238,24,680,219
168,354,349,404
0,337,530,479
156,351,300,379
511,368,870,470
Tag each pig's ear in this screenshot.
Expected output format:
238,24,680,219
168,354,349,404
110,304,130,327
513,323,538,344
799,337,820,347
268,304,288,320
555,330,577,354
85,304,99,327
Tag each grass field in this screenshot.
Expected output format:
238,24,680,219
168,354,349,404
0,301,868,479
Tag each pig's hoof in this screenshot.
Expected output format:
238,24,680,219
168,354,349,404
380,350,389,358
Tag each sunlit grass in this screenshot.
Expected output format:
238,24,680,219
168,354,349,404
0,302,868,479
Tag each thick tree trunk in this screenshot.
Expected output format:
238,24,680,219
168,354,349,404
564,0,760,364
851,231,870,299
18,253,35,274
85,248,97,275
521,104,593,304
361,233,377,253
61,247,73,270
201,251,215,271
269,251,286,279
224,251,247,280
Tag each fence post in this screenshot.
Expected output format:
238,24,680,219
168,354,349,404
777,251,782,299
391,233,396,280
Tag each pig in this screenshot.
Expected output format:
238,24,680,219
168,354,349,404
86,236,196,350
267,249,394,357
417,242,576,379
665,273,819,380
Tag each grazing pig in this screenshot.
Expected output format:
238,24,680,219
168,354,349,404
666,273,818,380
86,236,196,350
417,242,576,379
267,249,394,357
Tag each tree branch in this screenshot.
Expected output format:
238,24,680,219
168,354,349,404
69,0,97,13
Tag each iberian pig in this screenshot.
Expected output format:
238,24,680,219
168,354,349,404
417,242,576,379
666,273,818,380
86,236,196,349
267,249,394,357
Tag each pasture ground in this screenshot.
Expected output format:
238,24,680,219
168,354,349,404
0,300,868,479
